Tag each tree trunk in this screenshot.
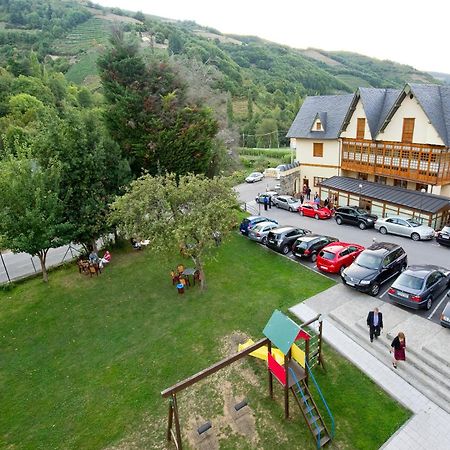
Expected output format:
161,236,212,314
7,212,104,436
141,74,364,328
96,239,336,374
37,249,49,283
193,256,206,291
91,239,98,253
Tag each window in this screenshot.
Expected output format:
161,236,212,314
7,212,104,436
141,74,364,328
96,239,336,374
394,179,407,189
375,175,387,184
356,118,366,139
313,143,323,157
357,172,368,180
416,183,428,192
314,176,327,187
316,121,322,130
402,118,415,143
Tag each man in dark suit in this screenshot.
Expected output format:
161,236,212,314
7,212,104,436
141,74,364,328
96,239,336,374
367,307,383,342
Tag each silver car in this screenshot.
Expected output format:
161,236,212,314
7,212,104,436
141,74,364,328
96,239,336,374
273,195,302,212
375,216,435,241
248,221,279,244
245,172,264,183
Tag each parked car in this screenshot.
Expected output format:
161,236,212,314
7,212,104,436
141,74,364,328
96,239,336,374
248,221,279,245
255,191,278,204
239,216,278,236
316,242,365,274
292,234,339,263
436,225,450,247
387,265,450,310
245,172,264,183
341,242,407,296
440,294,450,328
298,202,332,220
334,206,378,230
266,226,311,255
375,216,435,241
273,195,302,212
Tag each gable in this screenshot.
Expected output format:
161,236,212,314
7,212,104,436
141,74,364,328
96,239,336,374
340,98,370,139
378,93,445,145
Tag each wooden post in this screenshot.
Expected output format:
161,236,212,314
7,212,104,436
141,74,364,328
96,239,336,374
318,320,326,372
268,340,273,399
305,339,310,387
172,394,182,450
284,349,291,419
167,399,174,442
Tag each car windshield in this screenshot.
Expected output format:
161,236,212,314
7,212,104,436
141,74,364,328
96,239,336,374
250,173,259,177
320,250,335,260
296,241,309,249
355,207,367,214
396,273,424,290
406,219,421,227
355,252,382,269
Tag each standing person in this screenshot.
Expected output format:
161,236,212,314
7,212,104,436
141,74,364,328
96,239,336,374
268,194,272,209
300,193,304,204
306,186,311,200
314,193,320,205
324,196,329,208
367,307,383,342
390,332,406,369
263,195,268,211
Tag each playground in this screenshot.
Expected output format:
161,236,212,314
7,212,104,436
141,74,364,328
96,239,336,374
0,235,410,449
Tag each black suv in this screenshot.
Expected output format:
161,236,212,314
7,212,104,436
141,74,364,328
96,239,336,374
266,226,311,255
292,235,338,262
335,206,377,230
341,242,407,296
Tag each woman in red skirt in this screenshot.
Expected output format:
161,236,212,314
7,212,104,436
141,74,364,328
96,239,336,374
390,332,406,369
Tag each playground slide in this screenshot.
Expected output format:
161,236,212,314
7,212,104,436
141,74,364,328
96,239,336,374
238,339,287,365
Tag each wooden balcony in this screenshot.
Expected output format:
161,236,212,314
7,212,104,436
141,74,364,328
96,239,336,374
341,138,450,185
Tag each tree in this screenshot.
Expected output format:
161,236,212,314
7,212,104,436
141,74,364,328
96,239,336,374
110,173,239,290
0,155,69,282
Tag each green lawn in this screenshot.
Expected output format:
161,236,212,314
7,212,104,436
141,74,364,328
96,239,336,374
0,235,410,449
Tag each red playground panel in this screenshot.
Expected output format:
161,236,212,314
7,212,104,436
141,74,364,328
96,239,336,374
296,329,311,341
268,353,286,385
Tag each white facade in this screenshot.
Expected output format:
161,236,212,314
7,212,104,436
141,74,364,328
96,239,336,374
340,100,371,140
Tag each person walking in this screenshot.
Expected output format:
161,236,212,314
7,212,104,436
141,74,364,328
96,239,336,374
300,193,304,204
390,332,406,369
306,187,311,200
263,195,268,211
367,307,383,342
268,194,272,209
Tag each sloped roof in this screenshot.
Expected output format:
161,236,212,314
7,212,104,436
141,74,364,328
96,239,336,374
287,94,354,139
263,310,301,355
320,176,450,214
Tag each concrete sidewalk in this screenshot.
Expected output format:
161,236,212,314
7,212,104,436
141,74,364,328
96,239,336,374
290,286,450,450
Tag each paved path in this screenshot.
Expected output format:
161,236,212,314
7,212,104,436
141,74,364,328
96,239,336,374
290,287,450,450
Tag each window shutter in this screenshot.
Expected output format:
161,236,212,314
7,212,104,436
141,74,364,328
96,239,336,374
356,118,365,139
402,118,415,143
313,143,323,157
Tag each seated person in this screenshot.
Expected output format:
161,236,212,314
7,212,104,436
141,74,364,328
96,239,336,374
99,250,111,269
130,238,142,250
89,250,99,264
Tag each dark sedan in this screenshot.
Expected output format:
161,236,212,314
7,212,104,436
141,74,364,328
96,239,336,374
292,234,338,263
388,265,450,310
436,225,450,247
266,226,311,255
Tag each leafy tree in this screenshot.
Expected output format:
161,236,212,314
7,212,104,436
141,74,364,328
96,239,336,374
133,11,145,22
110,173,239,289
0,155,69,282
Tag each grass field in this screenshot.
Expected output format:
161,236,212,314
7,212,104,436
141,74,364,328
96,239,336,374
65,50,101,87
0,234,410,449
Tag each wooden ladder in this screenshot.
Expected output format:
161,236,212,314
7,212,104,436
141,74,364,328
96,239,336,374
290,378,331,448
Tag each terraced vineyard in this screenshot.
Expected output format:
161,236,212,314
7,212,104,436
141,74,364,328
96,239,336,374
52,18,111,55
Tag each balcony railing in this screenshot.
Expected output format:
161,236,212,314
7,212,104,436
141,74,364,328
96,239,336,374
341,139,450,185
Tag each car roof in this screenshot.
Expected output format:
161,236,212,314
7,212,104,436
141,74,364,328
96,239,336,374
253,221,277,228
403,265,447,276
278,195,296,199
297,234,334,242
322,242,359,252
366,241,401,254
270,226,297,233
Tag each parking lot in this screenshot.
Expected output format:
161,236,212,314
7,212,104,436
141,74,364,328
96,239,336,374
235,179,450,325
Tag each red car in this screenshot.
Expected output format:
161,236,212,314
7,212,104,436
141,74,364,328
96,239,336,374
316,242,365,274
298,202,332,220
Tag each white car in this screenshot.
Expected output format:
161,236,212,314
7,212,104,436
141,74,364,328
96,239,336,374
374,216,435,241
245,172,264,183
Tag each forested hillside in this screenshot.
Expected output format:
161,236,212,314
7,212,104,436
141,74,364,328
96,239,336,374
0,0,443,146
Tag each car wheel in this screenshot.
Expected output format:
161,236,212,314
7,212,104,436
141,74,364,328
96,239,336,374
311,253,317,263
369,282,380,296
282,245,290,255
379,226,387,235
336,216,343,225
299,210,304,216
426,296,433,310
314,214,319,220
411,232,420,241
359,222,366,230
261,236,267,245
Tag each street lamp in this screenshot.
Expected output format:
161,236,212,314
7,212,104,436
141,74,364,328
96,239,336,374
359,183,363,207
418,187,426,223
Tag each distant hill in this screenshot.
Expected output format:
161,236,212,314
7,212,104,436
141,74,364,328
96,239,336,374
0,0,441,146
428,71,450,85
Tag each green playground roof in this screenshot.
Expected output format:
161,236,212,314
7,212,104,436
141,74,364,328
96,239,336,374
262,310,301,355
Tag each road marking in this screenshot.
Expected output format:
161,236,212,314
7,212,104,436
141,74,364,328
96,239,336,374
427,292,449,320
378,285,392,299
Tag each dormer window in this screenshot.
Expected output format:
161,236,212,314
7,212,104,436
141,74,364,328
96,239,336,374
316,121,322,130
